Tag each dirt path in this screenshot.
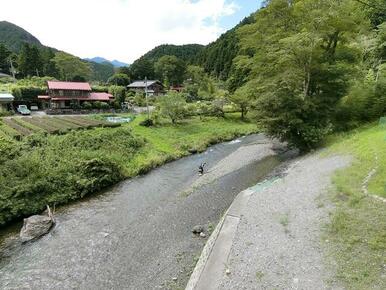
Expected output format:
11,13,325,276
217,154,351,290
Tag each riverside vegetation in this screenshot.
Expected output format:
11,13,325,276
325,123,386,289
0,114,258,227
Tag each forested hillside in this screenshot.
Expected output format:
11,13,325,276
0,21,42,52
127,17,255,81
140,44,204,63
127,44,203,80
196,14,255,80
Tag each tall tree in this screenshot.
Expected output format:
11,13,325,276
154,55,186,86
41,48,59,78
232,0,367,150
128,58,155,80
0,43,11,75
18,43,43,77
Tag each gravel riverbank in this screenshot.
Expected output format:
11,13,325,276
216,154,351,290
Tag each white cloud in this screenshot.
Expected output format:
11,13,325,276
0,0,239,63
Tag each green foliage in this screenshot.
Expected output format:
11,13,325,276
184,65,216,101
157,92,187,124
108,85,126,106
230,85,253,119
108,73,130,86
230,0,367,150
89,61,115,82
0,76,55,101
0,114,258,226
128,57,155,80
40,48,59,78
53,52,92,81
133,92,146,106
197,14,255,80
82,101,93,110
325,124,386,289
128,44,203,80
139,118,154,127
93,101,110,109
0,21,42,53
0,43,12,75
0,128,144,226
154,55,186,86
18,43,44,77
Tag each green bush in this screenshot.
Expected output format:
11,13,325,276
0,108,14,117
99,102,110,110
139,119,154,127
0,128,145,226
82,101,93,110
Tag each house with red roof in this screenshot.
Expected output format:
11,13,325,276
38,81,114,109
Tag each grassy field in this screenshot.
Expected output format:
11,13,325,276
324,123,386,289
0,113,258,227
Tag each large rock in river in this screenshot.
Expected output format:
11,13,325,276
20,215,53,243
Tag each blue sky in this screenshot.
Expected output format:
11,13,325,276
220,0,263,30
0,0,264,63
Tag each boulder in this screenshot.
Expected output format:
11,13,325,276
192,225,204,234
20,215,53,243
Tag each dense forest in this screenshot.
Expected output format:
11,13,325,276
196,13,256,80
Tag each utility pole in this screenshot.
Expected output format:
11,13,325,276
145,76,150,120
9,58,16,81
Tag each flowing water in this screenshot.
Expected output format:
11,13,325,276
0,134,290,290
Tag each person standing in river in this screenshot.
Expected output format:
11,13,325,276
198,162,206,175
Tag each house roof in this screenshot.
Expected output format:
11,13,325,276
0,93,15,102
127,80,162,88
47,81,92,91
39,93,114,101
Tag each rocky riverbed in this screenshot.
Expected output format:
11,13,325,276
0,134,292,290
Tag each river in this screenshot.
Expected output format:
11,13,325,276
0,134,290,290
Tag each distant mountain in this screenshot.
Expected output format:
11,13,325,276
111,60,129,67
85,57,129,68
0,21,43,52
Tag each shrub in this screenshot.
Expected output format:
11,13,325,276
139,119,154,127
99,102,110,110
82,101,93,110
157,92,187,124
0,128,145,226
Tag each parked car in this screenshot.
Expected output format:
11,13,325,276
17,105,31,115
30,105,39,111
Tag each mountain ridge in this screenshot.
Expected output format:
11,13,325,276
0,21,43,52
85,57,129,68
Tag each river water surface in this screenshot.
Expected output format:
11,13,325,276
0,134,288,290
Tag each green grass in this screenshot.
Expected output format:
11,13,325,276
324,123,386,289
123,114,259,176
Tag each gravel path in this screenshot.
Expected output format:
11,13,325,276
218,154,351,290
